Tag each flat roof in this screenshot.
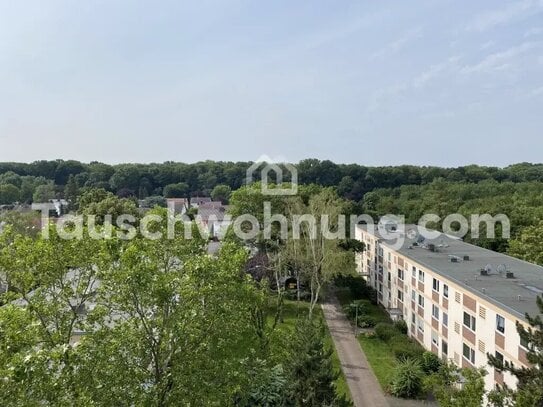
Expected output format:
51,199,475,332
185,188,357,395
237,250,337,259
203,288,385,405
359,224,543,321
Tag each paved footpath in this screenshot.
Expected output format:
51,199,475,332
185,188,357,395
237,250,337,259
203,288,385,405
322,296,389,407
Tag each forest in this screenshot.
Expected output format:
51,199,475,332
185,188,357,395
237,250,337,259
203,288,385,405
1,159,543,204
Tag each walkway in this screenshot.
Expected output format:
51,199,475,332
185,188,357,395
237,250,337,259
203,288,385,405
321,296,389,407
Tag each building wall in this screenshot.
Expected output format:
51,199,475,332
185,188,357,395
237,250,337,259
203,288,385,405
356,227,530,393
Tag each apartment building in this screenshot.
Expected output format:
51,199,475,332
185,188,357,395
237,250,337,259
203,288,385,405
355,224,543,392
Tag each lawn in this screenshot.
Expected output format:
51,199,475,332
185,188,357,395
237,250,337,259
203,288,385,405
357,334,397,390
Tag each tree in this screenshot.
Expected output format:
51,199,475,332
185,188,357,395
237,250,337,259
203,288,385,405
163,182,189,198
424,362,487,407
285,188,353,316
33,183,56,202
211,184,232,204
0,226,113,405
0,184,20,204
488,295,543,406
64,174,79,208
142,195,167,208
287,320,348,407
79,189,138,225
0,214,264,406
508,221,543,265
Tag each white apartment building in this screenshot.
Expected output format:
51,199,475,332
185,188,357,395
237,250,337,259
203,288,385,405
355,224,542,392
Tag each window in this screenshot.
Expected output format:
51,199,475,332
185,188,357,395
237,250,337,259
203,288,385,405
411,313,416,324
418,294,425,308
432,304,439,320
418,318,424,333
412,266,416,277
463,312,476,331
496,314,505,334
442,340,448,357
495,351,504,364
443,284,449,298
443,312,448,327
387,252,391,261
520,335,529,349
398,268,404,281
411,290,416,301
418,269,425,282
463,343,475,364
378,283,383,293
432,278,440,292
397,290,404,302
432,330,438,345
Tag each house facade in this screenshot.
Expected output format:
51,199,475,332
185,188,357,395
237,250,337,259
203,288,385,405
355,224,542,392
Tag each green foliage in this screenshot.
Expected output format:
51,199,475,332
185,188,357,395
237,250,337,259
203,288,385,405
287,320,346,407
64,174,79,208
163,182,189,198
390,337,424,362
78,188,139,225
0,184,20,204
420,351,442,374
390,358,424,398
394,319,408,335
211,184,232,203
374,323,399,342
142,195,167,208
424,363,486,407
32,182,56,202
508,221,543,265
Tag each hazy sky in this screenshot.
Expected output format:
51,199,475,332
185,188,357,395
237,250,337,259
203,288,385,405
1,1,542,166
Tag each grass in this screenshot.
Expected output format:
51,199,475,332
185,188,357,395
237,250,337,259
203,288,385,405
272,299,352,402
358,334,397,390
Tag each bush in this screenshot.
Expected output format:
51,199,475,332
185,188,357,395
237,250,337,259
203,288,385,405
284,290,311,301
390,358,424,399
394,319,408,335
374,323,398,342
343,300,366,320
390,337,424,362
357,316,377,328
420,351,442,374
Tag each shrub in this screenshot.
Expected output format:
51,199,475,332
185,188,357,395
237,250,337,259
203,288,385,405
420,351,442,374
343,300,366,320
390,337,424,361
357,316,377,328
390,358,424,399
374,323,398,342
284,290,311,301
394,319,408,335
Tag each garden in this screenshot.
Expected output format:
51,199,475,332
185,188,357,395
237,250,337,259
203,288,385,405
334,275,442,400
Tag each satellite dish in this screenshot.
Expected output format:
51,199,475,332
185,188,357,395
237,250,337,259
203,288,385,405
484,264,493,274
497,264,507,274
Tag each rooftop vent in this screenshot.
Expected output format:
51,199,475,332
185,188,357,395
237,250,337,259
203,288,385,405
506,271,515,279
480,268,488,276
428,243,436,252
463,255,470,261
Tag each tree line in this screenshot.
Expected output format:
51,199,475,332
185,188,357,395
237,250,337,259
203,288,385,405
2,159,543,204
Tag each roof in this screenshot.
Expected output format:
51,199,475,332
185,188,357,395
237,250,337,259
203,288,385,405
198,205,228,221
359,224,543,320
190,197,212,205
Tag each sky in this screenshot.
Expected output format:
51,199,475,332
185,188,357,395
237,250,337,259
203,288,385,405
0,0,542,167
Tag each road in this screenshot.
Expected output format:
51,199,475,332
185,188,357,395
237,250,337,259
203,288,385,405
322,296,389,407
